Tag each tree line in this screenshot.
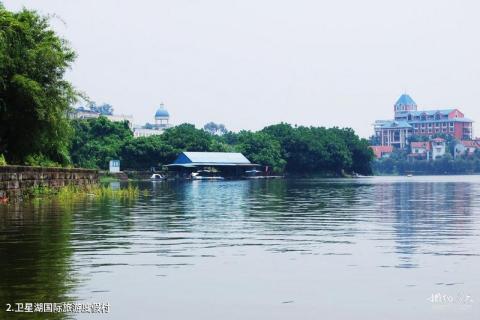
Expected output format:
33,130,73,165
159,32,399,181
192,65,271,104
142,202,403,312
0,6,373,175
69,118,373,175
373,149,480,175
0,6,76,165
372,133,480,175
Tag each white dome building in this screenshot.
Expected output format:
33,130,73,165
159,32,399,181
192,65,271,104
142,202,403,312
133,103,173,138
154,103,170,129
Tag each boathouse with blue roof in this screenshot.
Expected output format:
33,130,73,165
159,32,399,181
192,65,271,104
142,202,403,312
166,152,259,178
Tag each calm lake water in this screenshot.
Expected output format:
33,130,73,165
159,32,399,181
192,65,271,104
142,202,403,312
1,176,480,319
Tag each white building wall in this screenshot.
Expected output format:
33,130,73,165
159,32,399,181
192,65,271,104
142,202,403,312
106,114,134,129
432,143,446,159
133,128,165,138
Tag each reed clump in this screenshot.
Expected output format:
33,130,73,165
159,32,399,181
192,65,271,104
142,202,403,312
30,184,140,202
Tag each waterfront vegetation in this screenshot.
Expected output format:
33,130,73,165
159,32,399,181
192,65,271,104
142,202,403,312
69,119,374,175
0,6,76,166
3,5,480,180
70,117,134,169
373,147,480,175
99,174,123,183
372,133,480,175
29,184,140,202
0,6,373,176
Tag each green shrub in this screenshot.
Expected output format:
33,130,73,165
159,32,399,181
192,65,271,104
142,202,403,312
25,154,61,167
0,154,6,166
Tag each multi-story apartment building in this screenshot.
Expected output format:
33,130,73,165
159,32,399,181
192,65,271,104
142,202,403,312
374,94,473,148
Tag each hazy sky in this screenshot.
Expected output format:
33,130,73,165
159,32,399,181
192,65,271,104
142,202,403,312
4,0,480,137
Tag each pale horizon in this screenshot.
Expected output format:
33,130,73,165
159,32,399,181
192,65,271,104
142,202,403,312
4,0,480,138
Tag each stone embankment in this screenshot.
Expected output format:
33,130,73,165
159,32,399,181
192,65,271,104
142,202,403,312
0,166,98,200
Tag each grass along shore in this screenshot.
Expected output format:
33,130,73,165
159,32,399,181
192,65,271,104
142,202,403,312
26,184,142,202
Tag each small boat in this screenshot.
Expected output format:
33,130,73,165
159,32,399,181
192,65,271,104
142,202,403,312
150,173,165,180
191,170,224,180
407,174,413,177
352,173,367,178
243,169,263,178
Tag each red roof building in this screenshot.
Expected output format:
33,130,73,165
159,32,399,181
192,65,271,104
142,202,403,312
374,94,473,148
409,141,431,159
410,141,431,150
409,138,447,160
460,140,479,148
370,145,393,159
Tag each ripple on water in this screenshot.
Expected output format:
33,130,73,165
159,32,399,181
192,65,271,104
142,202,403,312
1,177,480,318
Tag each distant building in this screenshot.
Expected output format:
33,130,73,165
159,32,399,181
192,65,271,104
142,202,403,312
70,108,133,129
431,138,446,159
133,103,172,138
106,114,134,129
166,152,259,178
70,108,101,120
374,94,473,148
409,138,446,160
454,140,480,158
153,103,171,130
109,160,120,173
373,120,412,149
132,128,159,138
410,141,431,160
370,145,394,159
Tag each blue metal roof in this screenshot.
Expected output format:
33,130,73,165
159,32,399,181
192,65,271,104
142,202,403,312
173,152,251,165
155,109,169,118
408,117,473,124
155,104,169,118
379,120,412,129
400,109,455,117
395,94,417,107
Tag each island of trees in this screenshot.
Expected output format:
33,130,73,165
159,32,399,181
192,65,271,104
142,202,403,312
0,6,374,176
69,119,373,175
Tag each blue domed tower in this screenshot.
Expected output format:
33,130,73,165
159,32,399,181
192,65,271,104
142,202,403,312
394,94,417,119
154,103,170,128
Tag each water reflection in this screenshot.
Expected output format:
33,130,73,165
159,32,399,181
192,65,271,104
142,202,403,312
1,177,480,319
0,203,77,319
370,180,478,268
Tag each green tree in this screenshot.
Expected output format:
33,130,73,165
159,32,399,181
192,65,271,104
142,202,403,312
161,124,212,152
120,136,175,170
235,131,286,173
330,128,373,174
262,124,365,175
0,7,76,165
221,131,240,145
261,123,296,159
209,138,235,152
88,102,113,115
372,152,480,175
70,117,132,169
203,122,227,135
